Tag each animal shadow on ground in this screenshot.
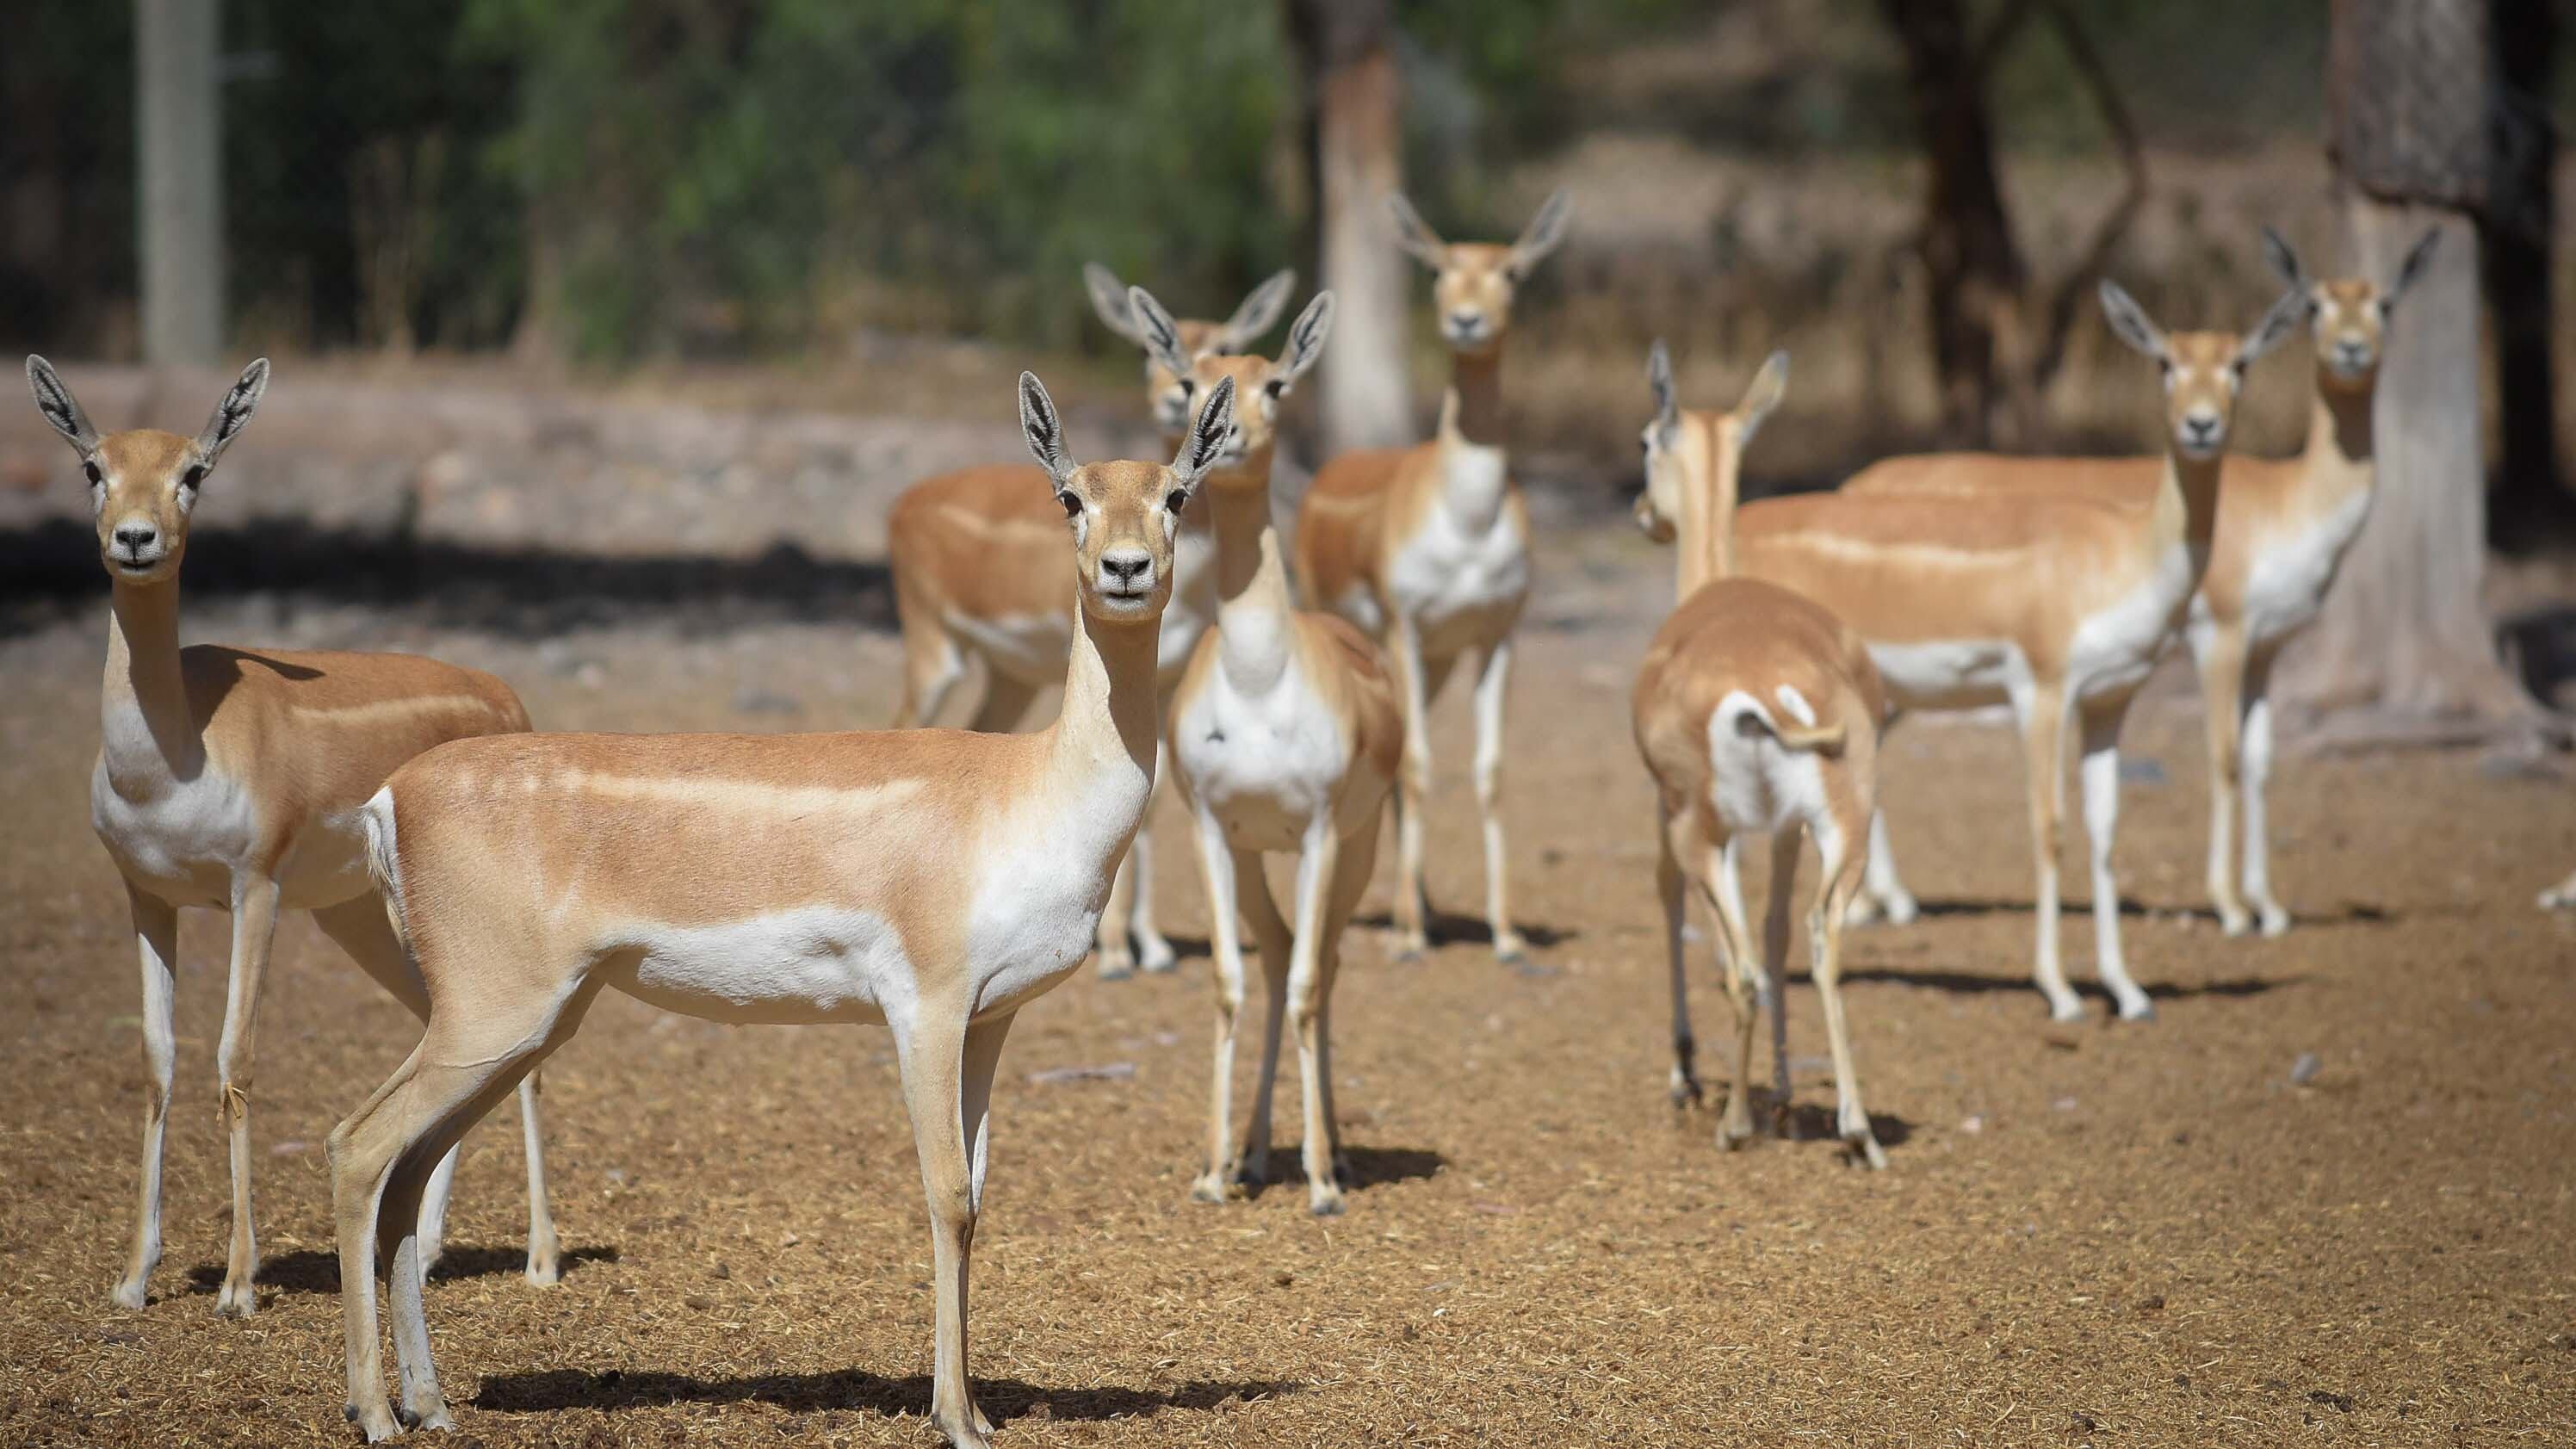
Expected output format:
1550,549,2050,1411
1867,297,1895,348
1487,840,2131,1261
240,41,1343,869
1894,894,2390,929
1242,1144,1446,1202
1805,963,2305,1006
1681,1090,1915,1153
474,1367,1301,1425
184,1244,618,1297
1349,907,1574,953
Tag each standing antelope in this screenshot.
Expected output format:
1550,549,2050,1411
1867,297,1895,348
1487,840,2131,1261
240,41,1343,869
325,372,1235,1446
1725,282,2307,1021
23,356,557,1316
1126,284,1402,1216
884,267,1295,979
1846,228,2438,937
1632,344,1889,1167
1295,189,1572,964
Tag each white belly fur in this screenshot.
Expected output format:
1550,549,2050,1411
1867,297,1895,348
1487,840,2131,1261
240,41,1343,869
1175,658,1358,855
92,761,372,910
2066,542,2195,699
1865,638,2027,714
1383,459,1530,660
2240,489,2370,647
615,904,910,1025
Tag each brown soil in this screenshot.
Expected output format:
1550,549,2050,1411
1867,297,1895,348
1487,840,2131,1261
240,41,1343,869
4,526,2573,1447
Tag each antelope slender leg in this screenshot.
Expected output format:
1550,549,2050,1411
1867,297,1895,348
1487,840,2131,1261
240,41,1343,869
1656,801,1700,1106
2239,647,2290,937
214,875,282,1317
2016,682,2081,1021
1236,856,1293,1186
1285,819,1345,1215
112,885,179,1310
1811,813,1886,1168
1764,826,1804,1136
2191,621,2253,935
1386,619,1434,957
1190,810,1248,1204
2078,697,2154,1020
1472,639,1525,961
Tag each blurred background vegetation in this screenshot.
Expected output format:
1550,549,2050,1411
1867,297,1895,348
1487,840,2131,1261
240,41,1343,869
3,2,2570,501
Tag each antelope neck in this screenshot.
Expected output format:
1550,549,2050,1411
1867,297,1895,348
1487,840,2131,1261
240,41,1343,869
1203,443,1298,691
1047,598,1164,793
2301,367,2377,498
102,578,205,786
1675,414,1737,602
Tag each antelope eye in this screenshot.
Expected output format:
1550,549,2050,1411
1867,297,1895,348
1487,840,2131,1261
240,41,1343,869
180,463,207,490
1265,377,1287,398
1175,378,1195,396
1056,491,1082,518
83,461,103,486
1165,489,1189,514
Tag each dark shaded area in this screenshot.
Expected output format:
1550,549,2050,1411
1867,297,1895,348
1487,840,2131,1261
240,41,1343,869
183,1242,619,1297
1348,907,1573,951
0,518,895,641
1866,895,2389,926
1816,963,2300,1004
2498,604,2576,710
474,1366,1299,1423
1246,1144,1446,1199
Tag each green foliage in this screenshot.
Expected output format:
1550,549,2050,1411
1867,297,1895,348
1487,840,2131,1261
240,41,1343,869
462,0,1293,360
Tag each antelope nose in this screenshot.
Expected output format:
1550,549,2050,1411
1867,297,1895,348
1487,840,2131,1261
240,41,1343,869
114,524,158,554
1100,551,1152,588
1448,311,1483,333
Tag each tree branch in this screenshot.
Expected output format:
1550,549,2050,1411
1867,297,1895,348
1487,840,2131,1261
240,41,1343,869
2028,0,2148,391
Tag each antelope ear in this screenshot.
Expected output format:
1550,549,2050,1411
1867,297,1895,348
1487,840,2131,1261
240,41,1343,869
2097,280,2169,361
1124,285,1196,380
1508,188,1574,276
1645,340,1677,431
1273,291,1335,390
2260,226,2311,294
1217,269,1297,351
1736,350,1789,448
1173,375,1236,486
2238,288,2307,366
1084,263,1142,343
194,358,269,465
1387,192,1448,267
2387,227,2441,307
25,354,100,455
1019,371,1075,485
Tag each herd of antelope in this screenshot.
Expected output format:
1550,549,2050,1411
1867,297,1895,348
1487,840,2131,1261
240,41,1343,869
28,184,2530,1445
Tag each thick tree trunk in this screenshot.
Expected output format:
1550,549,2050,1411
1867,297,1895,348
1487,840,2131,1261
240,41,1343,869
2294,203,2527,727
2292,0,2538,739
1288,0,1413,456
1876,0,2028,448
2484,0,2564,548
135,0,224,365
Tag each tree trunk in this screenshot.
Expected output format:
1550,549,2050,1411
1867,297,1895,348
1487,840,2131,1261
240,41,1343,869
1287,0,1412,456
2484,0,2565,549
135,0,223,366
1876,0,2028,448
2296,0,2536,735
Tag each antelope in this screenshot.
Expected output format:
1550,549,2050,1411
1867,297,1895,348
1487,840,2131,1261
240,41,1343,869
1632,344,1891,1167
22,356,557,1316
1844,228,2439,938
1125,284,1402,1216
2542,870,2576,910
324,371,1236,1446
884,266,1296,980
1724,282,2307,1021
1295,189,1571,965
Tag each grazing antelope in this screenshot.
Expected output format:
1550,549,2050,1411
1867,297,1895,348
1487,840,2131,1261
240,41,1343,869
23,356,557,1316
1295,189,1572,964
1127,284,1402,1215
1632,344,1888,1167
1725,282,2307,1021
1846,228,2439,938
324,370,1235,1446
884,267,1295,980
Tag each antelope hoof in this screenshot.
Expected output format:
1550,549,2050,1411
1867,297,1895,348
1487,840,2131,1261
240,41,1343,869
2044,994,2086,1025
1095,952,1136,982
524,1254,561,1288
2115,994,2158,1024
215,1279,257,1318
2216,906,2252,938
109,1276,151,1311
398,1402,454,1434
1669,1075,1702,1110
349,1399,402,1441
1309,1185,1347,1217
2257,906,2291,938
933,1410,992,1449
1848,1134,1890,1171
1189,1172,1233,1205
1136,934,1179,973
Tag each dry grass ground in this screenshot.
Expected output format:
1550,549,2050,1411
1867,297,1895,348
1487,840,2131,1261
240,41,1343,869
3,523,2574,1448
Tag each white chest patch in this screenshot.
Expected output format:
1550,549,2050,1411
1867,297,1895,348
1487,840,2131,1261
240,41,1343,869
1864,638,2028,713
91,757,371,910
1176,657,1352,854
963,788,1142,1018
2067,542,2195,698
948,609,1075,687
1384,453,1530,659
2240,489,2371,646
1159,531,1222,681
614,904,911,1026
